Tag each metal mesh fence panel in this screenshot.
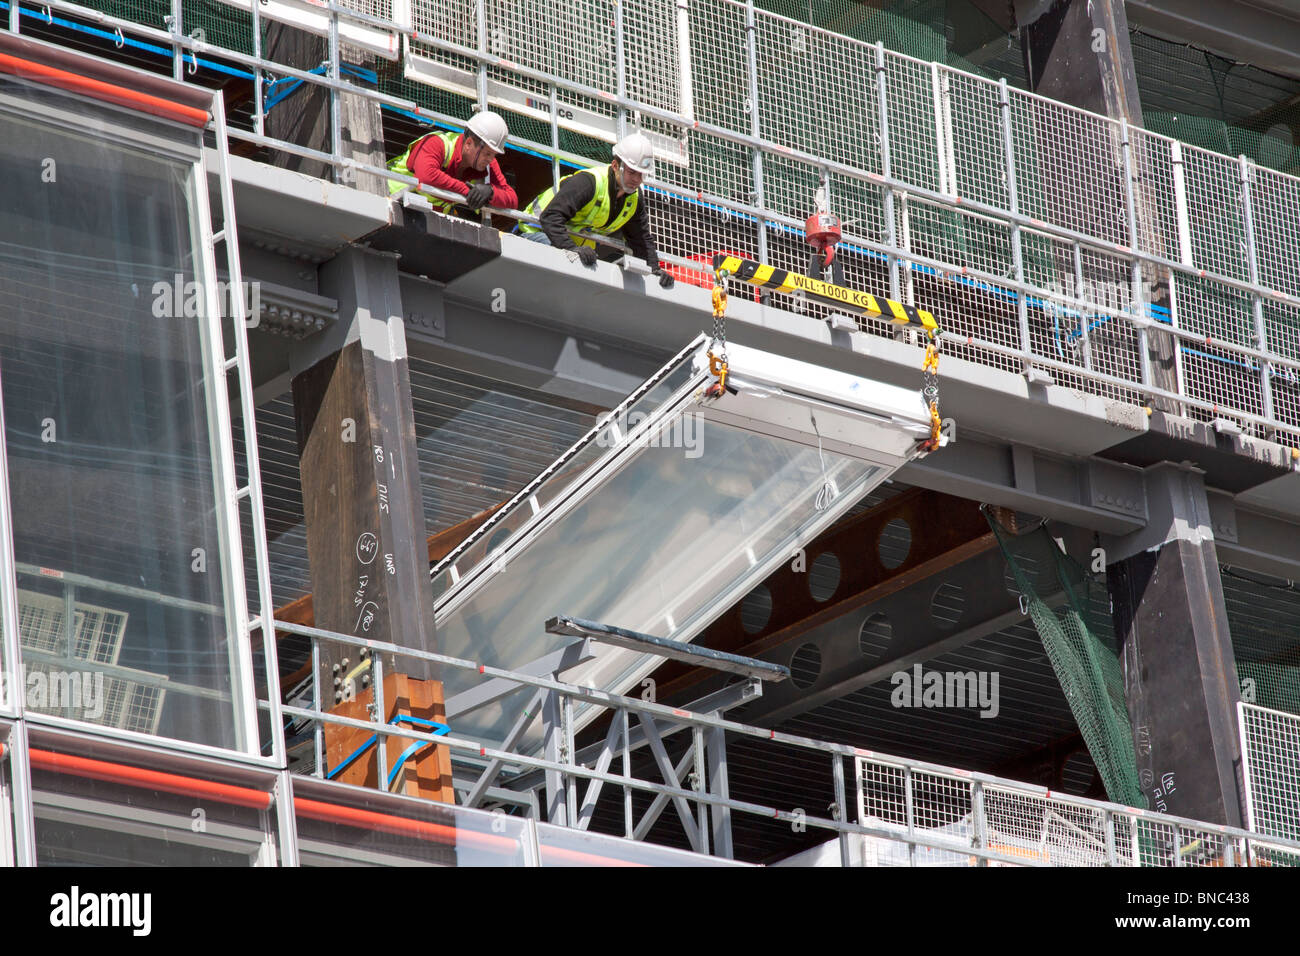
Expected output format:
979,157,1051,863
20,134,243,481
982,785,1110,866
903,197,1012,284
910,770,972,832
858,759,908,826
652,126,753,210
1247,166,1300,301
624,0,685,115
1127,127,1182,264
828,172,887,257
1181,144,1249,284
937,66,1006,210
650,187,761,291
1263,302,1300,444
406,0,482,132
1180,345,1265,430
1008,88,1128,248
688,0,751,136
751,8,880,175
1241,703,1300,843
761,152,821,223
883,51,941,194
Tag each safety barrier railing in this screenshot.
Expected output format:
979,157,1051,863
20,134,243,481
856,754,1300,867
10,0,1300,451
1240,702,1300,846
256,616,1300,866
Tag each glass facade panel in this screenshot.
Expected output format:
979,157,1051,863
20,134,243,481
29,746,270,866
0,724,13,866
293,778,530,866
0,76,246,750
535,822,747,867
430,350,700,601
438,407,879,746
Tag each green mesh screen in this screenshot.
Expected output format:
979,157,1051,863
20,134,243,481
988,515,1145,808
1223,567,1300,716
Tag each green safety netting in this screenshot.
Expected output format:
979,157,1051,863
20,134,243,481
987,513,1146,809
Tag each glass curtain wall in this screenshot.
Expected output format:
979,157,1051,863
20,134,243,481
0,74,249,752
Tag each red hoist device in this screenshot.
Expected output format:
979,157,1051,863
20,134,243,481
804,187,845,284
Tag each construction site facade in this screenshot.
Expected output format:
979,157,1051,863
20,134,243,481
0,0,1299,868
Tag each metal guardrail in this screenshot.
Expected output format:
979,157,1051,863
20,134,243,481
11,0,1300,451
262,616,1300,866
856,753,1300,867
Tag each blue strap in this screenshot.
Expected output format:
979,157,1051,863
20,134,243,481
324,713,450,782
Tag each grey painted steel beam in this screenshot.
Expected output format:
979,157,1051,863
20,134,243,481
1206,491,1300,583
546,616,791,682
575,714,625,831
399,275,663,409
900,437,1149,535
633,725,700,849
707,725,734,860
461,689,546,810
444,639,594,719
1127,0,1300,81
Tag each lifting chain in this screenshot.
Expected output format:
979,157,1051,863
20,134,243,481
920,328,942,453
706,268,731,400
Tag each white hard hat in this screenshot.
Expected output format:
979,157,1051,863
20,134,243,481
613,131,655,176
467,111,508,154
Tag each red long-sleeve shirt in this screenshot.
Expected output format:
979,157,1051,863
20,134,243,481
409,133,518,210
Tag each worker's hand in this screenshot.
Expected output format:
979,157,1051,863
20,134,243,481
652,265,675,290
463,183,494,210
566,246,598,268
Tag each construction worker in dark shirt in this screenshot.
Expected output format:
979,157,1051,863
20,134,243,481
518,132,675,289
388,111,518,214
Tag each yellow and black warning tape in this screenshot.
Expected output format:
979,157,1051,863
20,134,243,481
711,254,945,453
711,254,939,336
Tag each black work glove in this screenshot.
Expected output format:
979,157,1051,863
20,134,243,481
464,183,494,210
566,246,599,267
651,265,675,290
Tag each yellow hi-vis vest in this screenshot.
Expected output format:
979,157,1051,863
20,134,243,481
388,130,486,211
519,165,639,248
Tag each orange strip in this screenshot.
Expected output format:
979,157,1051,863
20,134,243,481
537,844,646,867
294,796,520,855
0,51,210,127
295,798,645,865
29,748,274,810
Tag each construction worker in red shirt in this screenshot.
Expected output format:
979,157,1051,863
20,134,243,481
388,111,518,214
518,131,675,289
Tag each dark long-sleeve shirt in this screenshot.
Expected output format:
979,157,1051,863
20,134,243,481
538,166,660,267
